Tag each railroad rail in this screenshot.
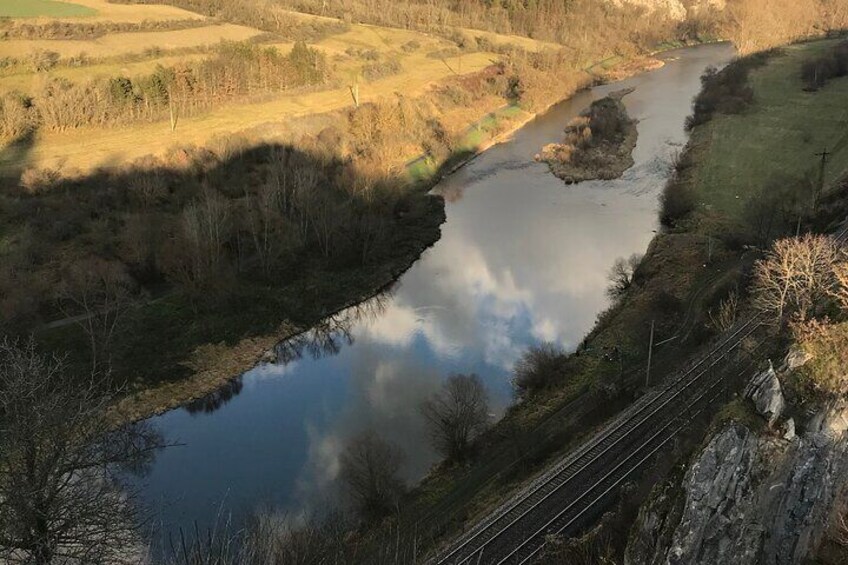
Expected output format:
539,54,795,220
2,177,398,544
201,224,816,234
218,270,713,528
431,222,848,565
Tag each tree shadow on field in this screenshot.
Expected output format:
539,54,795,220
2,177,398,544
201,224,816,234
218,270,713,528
13,136,444,391
0,129,36,188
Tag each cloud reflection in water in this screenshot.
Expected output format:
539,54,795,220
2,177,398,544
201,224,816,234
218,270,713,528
138,42,736,537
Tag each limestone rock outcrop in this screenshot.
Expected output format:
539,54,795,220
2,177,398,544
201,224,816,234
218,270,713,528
744,362,785,426
626,399,848,565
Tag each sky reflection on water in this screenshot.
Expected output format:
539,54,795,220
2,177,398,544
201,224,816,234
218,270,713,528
138,43,735,538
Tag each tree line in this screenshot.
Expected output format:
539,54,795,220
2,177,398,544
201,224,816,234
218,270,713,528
0,41,328,137
109,0,350,42
0,17,209,40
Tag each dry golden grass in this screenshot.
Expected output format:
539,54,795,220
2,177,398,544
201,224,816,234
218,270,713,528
316,22,444,55
455,27,561,53
0,23,262,59
0,53,210,93
21,0,206,23
5,51,495,173
0,2,556,174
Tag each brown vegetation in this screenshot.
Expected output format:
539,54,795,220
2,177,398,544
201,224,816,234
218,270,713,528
0,41,328,137
512,342,569,397
339,431,406,522
792,318,848,398
750,233,848,400
536,91,638,184
752,234,840,322
110,0,349,42
0,17,209,41
725,0,848,54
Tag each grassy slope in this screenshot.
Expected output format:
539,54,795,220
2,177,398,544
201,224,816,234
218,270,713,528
692,40,848,219
0,0,97,18
385,38,848,559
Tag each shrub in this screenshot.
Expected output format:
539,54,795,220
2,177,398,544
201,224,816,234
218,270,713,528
28,49,59,72
0,92,34,139
685,52,777,131
400,40,420,53
792,319,848,398
513,342,567,396
801,40,848,90
659,178,696,228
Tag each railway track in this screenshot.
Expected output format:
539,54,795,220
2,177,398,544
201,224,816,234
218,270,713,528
431,222,848,565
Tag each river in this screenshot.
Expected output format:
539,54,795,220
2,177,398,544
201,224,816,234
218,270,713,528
136,42,735,542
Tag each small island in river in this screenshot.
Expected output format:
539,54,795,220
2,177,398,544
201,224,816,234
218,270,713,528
535,88,638,183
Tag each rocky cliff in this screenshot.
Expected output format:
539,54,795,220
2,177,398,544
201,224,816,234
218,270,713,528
625,361,848,565
611,0,726,21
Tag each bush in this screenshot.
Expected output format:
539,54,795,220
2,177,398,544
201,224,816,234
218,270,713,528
801,40,848,90
513,342,567,396
400,40,420,53
659,178,696,228
792,319,848,398
685,52,777,131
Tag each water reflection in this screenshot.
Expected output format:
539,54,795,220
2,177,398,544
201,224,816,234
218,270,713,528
138,43,736,539
273,289,395,365
184,378,244,415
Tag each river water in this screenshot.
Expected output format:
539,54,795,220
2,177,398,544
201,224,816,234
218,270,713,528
137,43,735,540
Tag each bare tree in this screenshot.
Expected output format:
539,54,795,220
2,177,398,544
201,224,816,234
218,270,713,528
422,373,490,462
242,178,289,277
753,234,839,322
56,257,137,372
606,253,642,300
163,188,233,298
0,339,161,565
709,289,740,332
338,431,405,522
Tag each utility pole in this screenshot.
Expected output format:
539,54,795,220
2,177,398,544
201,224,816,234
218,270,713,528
814,148,831,208
645,319,655,388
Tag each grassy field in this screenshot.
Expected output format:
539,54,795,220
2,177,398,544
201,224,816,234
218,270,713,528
5,0,204,22
691,39,848,219
3,50,497,174
0,52,211,93
0,0,96,17
0,23,263,59
0,0,559,174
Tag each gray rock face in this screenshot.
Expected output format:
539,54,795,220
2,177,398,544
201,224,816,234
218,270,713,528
626,402,848,565
783,418,796,441
784,347,813,371
665,424,762,565
744,362,785,426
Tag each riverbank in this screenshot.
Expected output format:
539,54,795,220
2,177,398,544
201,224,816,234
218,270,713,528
101,50,675,422
355,37,848,562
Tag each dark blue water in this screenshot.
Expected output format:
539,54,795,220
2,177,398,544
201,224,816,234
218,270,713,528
136,43,735,540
